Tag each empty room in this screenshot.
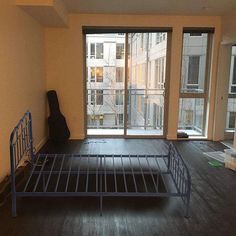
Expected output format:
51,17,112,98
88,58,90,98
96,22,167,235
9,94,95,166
0,0,236,235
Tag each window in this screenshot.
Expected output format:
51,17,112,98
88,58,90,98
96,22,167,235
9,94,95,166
90,67,95,82
178,98,204,133
96,90,103,105
116,90,123,105
96,67,103,82
90,43,103,59
116,43,124,59
230,56,236,93
91,90,95,105
187,56,200,90
90,43,95,59
181,33,207,93
185,110,194,126
156,33,166,44
140,34,144,50
118,114,124,125
156,33,160,44
178,32,211,136
155,57,165,89
229,112,236,129
116,67,124,82
90,67,103,82
96,43,103,59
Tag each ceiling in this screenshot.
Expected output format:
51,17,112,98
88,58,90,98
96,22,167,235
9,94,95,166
63,0,236,15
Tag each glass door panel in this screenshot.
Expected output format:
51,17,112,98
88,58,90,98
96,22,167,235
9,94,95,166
127,33,167,136
86,33,125,135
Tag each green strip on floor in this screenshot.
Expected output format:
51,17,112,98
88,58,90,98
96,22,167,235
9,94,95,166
208,160,224,167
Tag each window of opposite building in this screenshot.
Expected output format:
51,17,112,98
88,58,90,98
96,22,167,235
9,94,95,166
96,90,103,105
90,43,103,59
116,43,125,59
231,56,236,93
90,67,103,82
116,67,124,82
115,90,124,105
187,56,200,90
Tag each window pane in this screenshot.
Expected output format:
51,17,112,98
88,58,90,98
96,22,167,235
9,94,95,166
188,56,200,85
226,98,236,130
86,34,125,134
116,67,124,82
91,90,95,105
96,67,103,82
96,43,103,59
229,112,236,129
96,90,103,105
90,67,95,82
116,90,124,105
232,57,236,85
178,98,204,135
181,33,208,93
118,114,124,125
90,43,95,59
116,43,124,59
226,46,236,132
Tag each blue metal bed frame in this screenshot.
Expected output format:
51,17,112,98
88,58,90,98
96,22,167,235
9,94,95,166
10,111,191,217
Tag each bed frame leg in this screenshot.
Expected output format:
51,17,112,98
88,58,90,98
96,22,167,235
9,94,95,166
100,195,103,216
184,206,190,219
184,198,190,218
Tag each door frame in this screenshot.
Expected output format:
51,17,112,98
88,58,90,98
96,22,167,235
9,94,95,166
83,29,171,139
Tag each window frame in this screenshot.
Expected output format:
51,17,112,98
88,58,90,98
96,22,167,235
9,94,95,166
96,90,103,105
225,46,236,132
116,43,125,59
89,42,104,59
178,31,212,137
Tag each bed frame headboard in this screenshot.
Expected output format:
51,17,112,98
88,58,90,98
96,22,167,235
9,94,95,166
10,111,34,171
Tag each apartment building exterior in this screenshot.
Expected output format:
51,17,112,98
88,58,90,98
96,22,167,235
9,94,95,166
86,33,236,135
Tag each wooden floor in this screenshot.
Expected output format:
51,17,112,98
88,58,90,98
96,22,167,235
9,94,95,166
0,139,236,236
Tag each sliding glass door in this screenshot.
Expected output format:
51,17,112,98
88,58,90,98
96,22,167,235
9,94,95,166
127,33,167,136
86,32,168,137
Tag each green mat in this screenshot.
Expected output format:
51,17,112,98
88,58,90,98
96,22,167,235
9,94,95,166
208,160,224,167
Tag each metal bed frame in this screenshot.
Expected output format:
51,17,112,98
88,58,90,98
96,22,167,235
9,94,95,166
10,111,191,217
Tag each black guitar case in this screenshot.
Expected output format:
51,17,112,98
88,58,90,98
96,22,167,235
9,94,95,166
47,90,70,142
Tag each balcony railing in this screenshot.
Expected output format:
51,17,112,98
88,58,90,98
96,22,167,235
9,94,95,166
87,88,165,131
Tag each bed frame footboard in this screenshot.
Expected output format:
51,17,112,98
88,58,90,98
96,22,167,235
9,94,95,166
167,143,191,218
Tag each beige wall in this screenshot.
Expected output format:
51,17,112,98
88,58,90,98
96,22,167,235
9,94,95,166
45,14,221,139
222,15,236,44
212,15,236,141
0,0,46,181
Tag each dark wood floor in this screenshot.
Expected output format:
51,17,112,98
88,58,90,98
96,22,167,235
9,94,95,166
0,139,236,236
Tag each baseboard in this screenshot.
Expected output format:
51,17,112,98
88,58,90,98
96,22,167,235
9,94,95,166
70,134,85,140
166,135,177,140
0,137,47,207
